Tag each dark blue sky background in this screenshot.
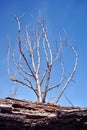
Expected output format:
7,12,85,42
0,0,87,107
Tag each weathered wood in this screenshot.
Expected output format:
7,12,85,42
0,97,87,130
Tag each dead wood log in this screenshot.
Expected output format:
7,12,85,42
0,97,87,130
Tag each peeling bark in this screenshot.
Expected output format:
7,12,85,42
0,98,87,130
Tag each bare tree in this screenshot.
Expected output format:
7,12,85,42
7,15,78,103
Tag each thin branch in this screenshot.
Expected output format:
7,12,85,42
47,59,64,91
18,71,37,94
36,31,41,73
52,33,63,65
14,16,35,77
9,50,37,95
12,47,37,92
7,39,11,78
10,78,37,96
18,63,33,77
9,71,38,97
39,19,53,64
63,93,74,107
42,64,52,102
40,69,47,85
25,26,37,73
10,77,32,89
43,39,49,63
18,54,33,77
55,42,78,103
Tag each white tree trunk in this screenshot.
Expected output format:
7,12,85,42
36,73,42,103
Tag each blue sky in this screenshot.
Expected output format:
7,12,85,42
0,0,87,107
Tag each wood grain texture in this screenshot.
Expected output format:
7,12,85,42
0,97,87,130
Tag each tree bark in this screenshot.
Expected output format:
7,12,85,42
0,97,87,130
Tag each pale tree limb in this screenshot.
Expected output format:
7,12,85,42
43,39,49,64
52,33,63,65
34,31,43,102
55,42,78,103
42,64,52,103
35,31,41,73
7,44,37,95
42,59,64,102
14,16,35,78
25,25,37,73
7,39,11,79
41,34,64,102
12,48,36,91
63,92,74,107
26,26,42,102
39,38,50,86
47,59,64,91
40,69,47,86
7,15,41,102
15,16,42,102
7,44,32,89
38,19,54,102
18,71,37,94
18,44,33,77
39,19,53,64
40,34,63,89
18,62,33,77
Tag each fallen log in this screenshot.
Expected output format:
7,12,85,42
0,97,87,130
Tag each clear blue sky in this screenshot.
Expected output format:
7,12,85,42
0,0,87,107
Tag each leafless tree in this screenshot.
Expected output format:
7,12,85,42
7,15,78,103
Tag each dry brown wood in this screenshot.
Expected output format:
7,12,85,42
0,97,87,130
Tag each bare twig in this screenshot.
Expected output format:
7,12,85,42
15,16,35,77
47,59,64,91
39,19,53,64
55,42,78,103
63,93,74,107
